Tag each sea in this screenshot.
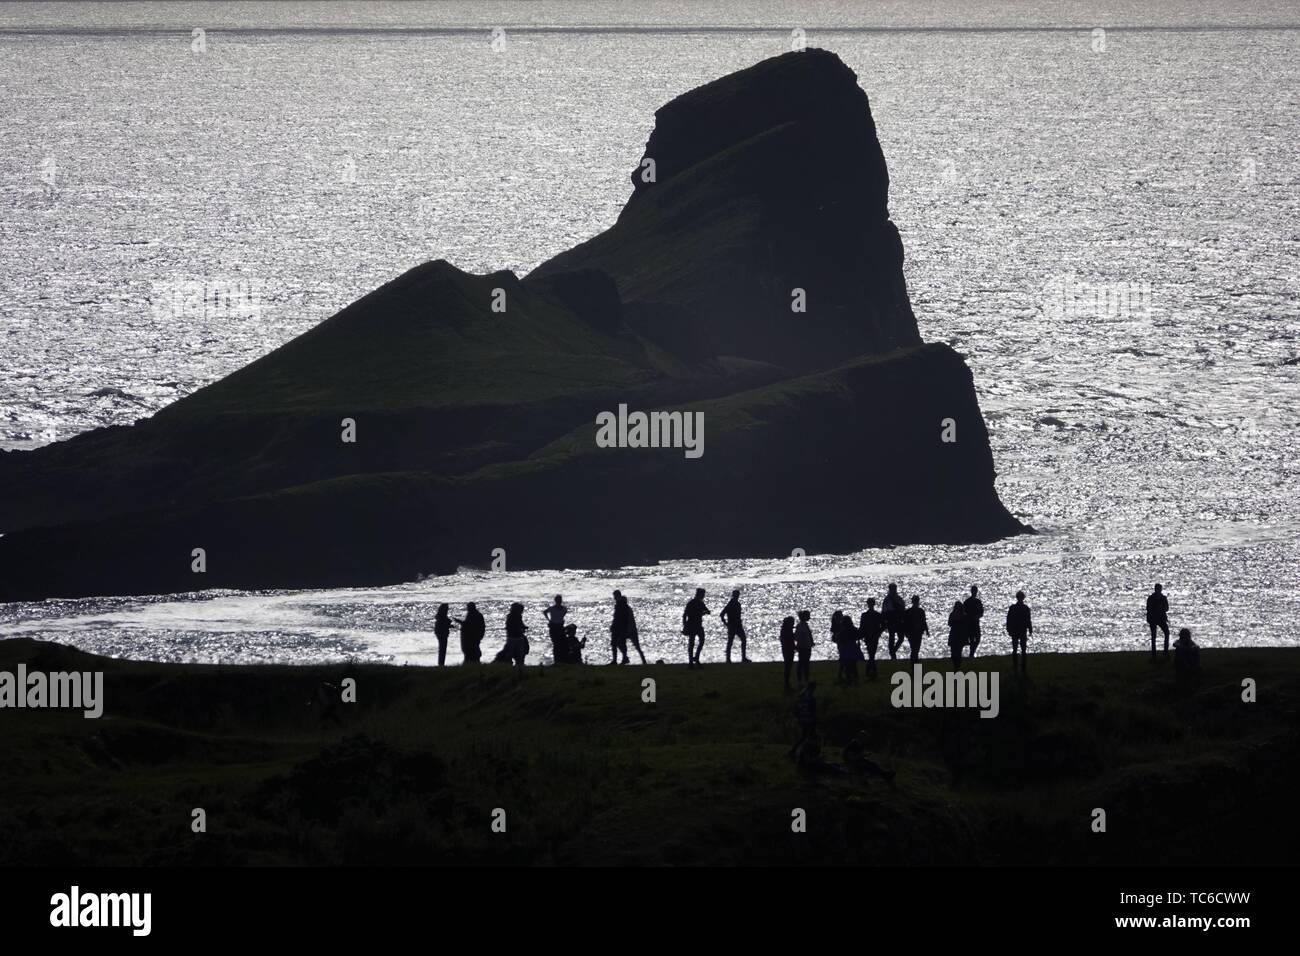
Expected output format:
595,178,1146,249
0,1,1296,665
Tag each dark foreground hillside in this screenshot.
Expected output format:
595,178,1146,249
1,639,1294,866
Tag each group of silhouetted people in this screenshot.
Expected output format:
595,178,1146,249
427,581,1207,676
1146,583,1200,673
769,583,1036,688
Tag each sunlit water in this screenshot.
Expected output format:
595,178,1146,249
1,2,1297,664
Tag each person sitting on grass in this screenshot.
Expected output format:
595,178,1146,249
563,623,586,664
1173,627,1200,675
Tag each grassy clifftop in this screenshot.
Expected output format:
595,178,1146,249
1,639,1294,866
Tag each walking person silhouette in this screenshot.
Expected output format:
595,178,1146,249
720,588,749,662
882,583,906,659
963,585,984,657
621,592,647,665
682,587,710,668
1146,583,1170,660
610,589,631,665
859,598,884,678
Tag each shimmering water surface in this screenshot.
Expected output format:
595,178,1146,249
1,2,1297,663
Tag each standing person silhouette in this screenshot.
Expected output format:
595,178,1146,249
859,598,884,679
720,589,749,663
543,594,567,663
830,610,848,683
882,583,906,659
904,595,929,662
963,585,985,657
433,603,451,667
794,610,814,683
455,602,485,665
610,589,631,665
1146,583,1170,660
947,600,968,671
779,615,797,689
1006,590,1033,671
682,587,710,668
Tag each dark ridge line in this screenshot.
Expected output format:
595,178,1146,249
1,24,1298,38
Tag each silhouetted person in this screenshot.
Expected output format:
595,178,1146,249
779,615,797,689
455,602,485,664
947,600,967,670
963,585,984,657
904,596,928,662
433,603,451,667
882,583,906,659
859,598,884,678
543,594,567,662
1173,627,1200,675
833,611,860,685
563,623,586,664
793,681,817,749
610,589,632,665
623,595,647,665
1006,590,1032,671
795,609,814,683
830,611,846,683
495,601,529,666
843,732,896,781
720,589,749,662
1146,583,1170,660
683,588,710,668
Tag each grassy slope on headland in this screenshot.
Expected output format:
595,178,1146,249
1,639,1294,866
